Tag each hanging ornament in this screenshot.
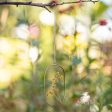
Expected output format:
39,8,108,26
44,10,66,107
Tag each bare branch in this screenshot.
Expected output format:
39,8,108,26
48,0,99,6
0,0,99,11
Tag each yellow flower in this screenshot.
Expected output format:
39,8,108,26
63,35,75,54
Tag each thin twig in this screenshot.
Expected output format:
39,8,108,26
43,6,51,12
0,0,99,12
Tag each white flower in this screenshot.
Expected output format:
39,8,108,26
59,15,76,36
15,24,29,40
76,22,89,43
91,20,112,43
80,92,90,104
29,47,39,63
39,10,55,26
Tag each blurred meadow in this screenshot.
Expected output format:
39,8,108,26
0,0,112,112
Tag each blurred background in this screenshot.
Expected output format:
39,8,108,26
0,0,112,112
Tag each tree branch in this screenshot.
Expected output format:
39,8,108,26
0,0,99,12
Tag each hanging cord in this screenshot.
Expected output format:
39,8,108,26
53,10,57,64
